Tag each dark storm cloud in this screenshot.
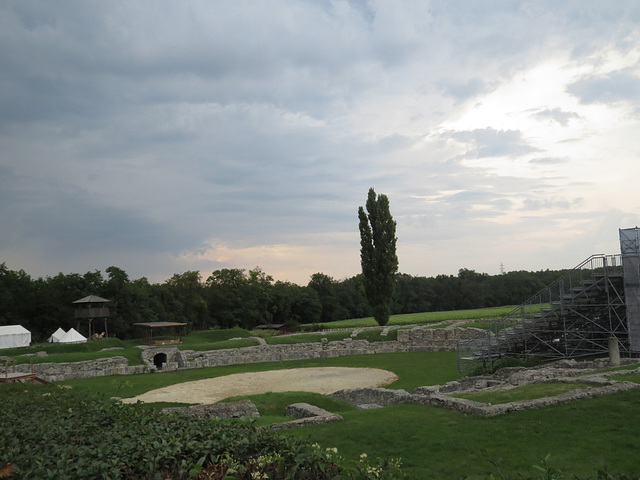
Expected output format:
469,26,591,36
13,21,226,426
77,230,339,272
0,171,177,256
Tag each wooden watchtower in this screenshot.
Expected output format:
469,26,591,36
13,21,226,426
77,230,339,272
73,295,110,338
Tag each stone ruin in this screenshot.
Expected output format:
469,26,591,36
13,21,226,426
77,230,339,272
159,356,640,427
13,325,482,382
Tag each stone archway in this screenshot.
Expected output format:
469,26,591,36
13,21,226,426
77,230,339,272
153,352,167,369
140,346,183,370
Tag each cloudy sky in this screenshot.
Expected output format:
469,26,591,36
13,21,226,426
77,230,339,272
2,1,640,285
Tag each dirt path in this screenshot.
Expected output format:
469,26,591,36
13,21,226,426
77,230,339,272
123,367,397,404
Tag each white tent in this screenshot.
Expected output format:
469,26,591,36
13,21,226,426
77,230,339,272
47,327,66,343
0,325,31,349
58,328,87,344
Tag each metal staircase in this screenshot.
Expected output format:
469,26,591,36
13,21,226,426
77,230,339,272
457,254,628,374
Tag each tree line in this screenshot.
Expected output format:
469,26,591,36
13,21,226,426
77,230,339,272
0,262,565,342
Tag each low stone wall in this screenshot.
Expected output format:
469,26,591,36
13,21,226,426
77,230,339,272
330,387,413,406
17,325,480,382
162,400,260,419
271,402,343,430
396,326,485,345
13,356,147,382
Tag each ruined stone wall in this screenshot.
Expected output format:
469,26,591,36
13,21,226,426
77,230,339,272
15,325,477,382
330,361,640,417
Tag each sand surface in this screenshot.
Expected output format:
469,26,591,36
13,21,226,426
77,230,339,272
123,367,397,404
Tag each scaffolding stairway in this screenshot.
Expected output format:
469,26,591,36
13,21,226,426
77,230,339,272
457,254,629,374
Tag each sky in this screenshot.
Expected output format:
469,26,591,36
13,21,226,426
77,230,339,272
1,1,640,286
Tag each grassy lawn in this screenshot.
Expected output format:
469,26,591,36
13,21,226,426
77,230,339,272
287,391,640,479
610,371,640,383
265,331,352,344
323,305,521,328
61,351,461,400
0,337,145,365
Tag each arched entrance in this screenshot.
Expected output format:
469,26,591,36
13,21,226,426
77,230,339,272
153,353,167,369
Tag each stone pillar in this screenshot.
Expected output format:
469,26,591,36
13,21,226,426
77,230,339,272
609,337,621,366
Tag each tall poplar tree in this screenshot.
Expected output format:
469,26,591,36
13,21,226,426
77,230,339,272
358,187,398,326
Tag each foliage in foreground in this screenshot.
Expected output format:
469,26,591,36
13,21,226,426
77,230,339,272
0,384,403,480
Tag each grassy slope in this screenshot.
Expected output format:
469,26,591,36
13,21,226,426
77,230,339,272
323,305,522,328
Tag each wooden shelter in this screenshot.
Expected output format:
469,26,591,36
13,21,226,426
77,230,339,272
253,324,291,334
133,322,187,345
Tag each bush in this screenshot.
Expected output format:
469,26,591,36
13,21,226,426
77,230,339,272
0,383,403,479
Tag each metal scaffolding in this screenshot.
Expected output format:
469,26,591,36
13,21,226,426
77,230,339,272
457,253,630,374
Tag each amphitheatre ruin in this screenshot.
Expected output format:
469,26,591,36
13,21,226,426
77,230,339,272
4,228,640,425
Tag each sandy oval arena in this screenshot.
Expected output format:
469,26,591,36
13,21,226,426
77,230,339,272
123,367,398,404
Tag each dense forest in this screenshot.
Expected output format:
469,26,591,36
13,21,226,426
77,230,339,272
0,262,565,342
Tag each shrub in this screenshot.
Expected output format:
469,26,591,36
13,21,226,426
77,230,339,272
0,383,402,479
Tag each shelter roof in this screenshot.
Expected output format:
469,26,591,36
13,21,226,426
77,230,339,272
133,322,188,328
73,295,110,304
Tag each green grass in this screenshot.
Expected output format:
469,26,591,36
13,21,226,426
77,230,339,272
181,328,252,343
265,331,352,344
61,351,461,400
452,381,602,404
610,372,640,383
287,391,640,478
1,338,145,365
177,328,259,351
323,305,522,328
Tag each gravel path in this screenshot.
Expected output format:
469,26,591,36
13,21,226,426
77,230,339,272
123,367,397,404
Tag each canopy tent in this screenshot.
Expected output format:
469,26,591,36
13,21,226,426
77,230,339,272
0,325,31,349
58,328,87,344
47,328,66,343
